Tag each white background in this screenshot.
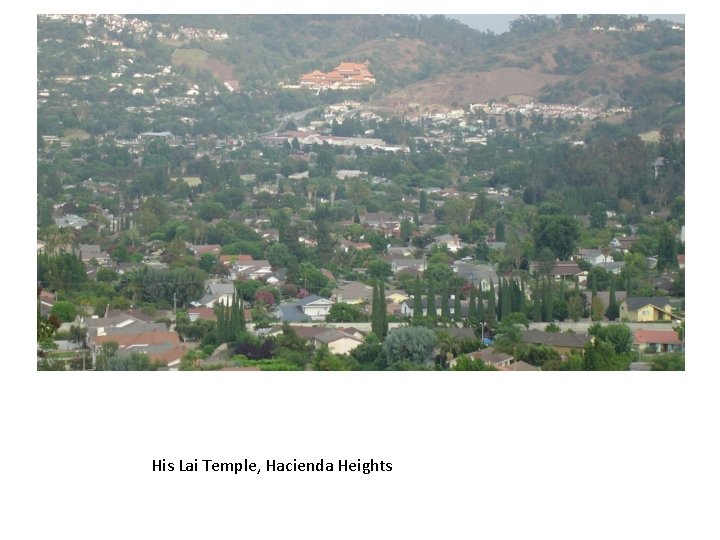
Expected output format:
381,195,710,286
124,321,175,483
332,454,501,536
3,1,717,539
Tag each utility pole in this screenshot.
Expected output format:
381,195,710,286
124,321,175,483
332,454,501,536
173,291,177,316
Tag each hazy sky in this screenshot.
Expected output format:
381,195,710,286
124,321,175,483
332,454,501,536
447,14,685,34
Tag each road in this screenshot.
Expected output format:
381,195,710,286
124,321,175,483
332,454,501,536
263,106,319,136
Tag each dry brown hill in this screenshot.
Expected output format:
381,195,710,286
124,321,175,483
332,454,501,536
374,68,565,111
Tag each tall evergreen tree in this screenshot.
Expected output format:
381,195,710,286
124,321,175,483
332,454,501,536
486,280,496,326
606,284,619,321
497,278,504,321
426,279,436,321
468,286,477,322
453,287,462,323
441,285,451,321
413,277,423,322
379,280,388,338
533,277,542,322
591,271,598,299
371,282,382,337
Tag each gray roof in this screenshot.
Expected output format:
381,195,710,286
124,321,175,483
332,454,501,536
452,262,498,284
313,329,361,344
472,347,514,365
208,282,236,296
624,297,670,310
275,304,311,322
521,329,593,349
296,294,332,307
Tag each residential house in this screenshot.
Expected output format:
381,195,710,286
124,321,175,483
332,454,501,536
312,328,363,355
188,244,221,258
386,246,415,259
78,244,112,266
265,324,364,355
452,262,498,293
399,297,442,318
432,233,468,253
389,258,426,275
467,347,514,368
362,212,401,235
55,214,88,229
611,236,638,253
576,248,613,267
497,360,539,371
339,239,372,253
193,281,236,308
332,281,373,305
634,329,683,354
529,261,588,284
274,295,334,322
520,329,593,358
229,259,273,281
86,312,186,369
619,297,680,322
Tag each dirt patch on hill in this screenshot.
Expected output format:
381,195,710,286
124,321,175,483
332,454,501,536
375,68,565,110
172,48,237,81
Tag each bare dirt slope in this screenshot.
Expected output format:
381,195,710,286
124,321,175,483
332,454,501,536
375,68,565,110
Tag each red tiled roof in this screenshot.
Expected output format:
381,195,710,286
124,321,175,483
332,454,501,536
634,329,682,346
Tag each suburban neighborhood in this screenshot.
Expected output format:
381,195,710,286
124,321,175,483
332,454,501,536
37,14,685,371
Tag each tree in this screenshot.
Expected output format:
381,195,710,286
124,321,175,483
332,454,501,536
316,147,336,176
413,277,423,322
328,302,367,324
426,279,436,322
383,327,437,369
651,353,684,371
419,190,429,213
378,280,388,338
107,352,157,371
367,259,392,281
51,300,77,323
532,215,581,260
589,202,607,229
568,294,585,322
657,223,678,271
453,287,462,323
606,285,619,321
441,285,451,321
452,354,496,371
591,296,605,322
590,323,633,355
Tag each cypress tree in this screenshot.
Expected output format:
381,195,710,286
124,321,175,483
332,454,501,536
229,294,239,341
413,277,423,322
546,279,554,323
453,286,462,323
379,280,388,338
468,286,477,322
426,279,436,321
519,279,527,315
371,282,381,336
606,284,619,321
441,285,450,321
496,278,504,321
591,271,598,299
533,277,542,322
486,279,496,325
